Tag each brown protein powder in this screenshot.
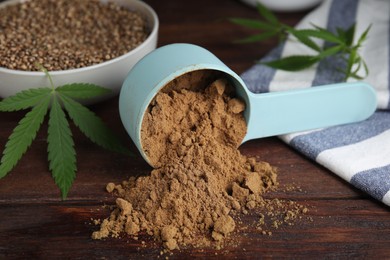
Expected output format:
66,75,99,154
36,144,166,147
92,70,307,250
0,0,149,71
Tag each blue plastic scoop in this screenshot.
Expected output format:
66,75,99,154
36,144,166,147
119,43,377,166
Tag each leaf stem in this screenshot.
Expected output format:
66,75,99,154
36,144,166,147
35,63,55,91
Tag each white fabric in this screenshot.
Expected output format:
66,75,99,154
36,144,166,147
241,0,390,206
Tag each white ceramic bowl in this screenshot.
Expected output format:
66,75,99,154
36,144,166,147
0,0,159,101
239,0,324,12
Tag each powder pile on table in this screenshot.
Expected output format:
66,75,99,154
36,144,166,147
92,71,307,250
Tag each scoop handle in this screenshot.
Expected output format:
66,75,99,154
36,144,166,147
243,82,377,142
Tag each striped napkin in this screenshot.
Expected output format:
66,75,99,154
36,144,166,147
241,0,390,206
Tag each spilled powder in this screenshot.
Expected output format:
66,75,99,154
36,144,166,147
92,70,306,250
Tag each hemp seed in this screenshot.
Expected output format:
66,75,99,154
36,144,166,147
0,0,149,71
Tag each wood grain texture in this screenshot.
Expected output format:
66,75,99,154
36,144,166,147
0,0,389,258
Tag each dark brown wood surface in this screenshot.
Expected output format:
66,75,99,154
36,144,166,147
1,0,389,258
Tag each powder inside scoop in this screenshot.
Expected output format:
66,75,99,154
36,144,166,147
92,70,297,250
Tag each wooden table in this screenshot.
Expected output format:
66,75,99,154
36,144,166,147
1,0,389,258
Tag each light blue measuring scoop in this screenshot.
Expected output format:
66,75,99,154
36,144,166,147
119,43,377,167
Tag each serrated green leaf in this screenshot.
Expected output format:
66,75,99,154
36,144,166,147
230,5,370,82
303,26,344,44
344,23,356,46
0,96,50,178
353,55,361,64
345,48,357,80
347,55,369,81
256,2,279,25
229,18,277,31
349,72,365,80
357,24,371,46
287,29,322,52
316,45,343,59
56,83,111,100
47,96,76,200
234,30,278,43
336,27,347,43
261,55,320,71
352,59,362,74
0,88,51,112
362,59,369,77
58,94,132,156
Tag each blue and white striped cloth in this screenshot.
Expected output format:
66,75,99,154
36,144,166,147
241,0,390,206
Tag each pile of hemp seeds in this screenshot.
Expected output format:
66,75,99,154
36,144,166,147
0,0,149,71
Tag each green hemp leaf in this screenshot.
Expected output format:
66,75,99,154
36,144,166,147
230,3,371,81
0,69,132,199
